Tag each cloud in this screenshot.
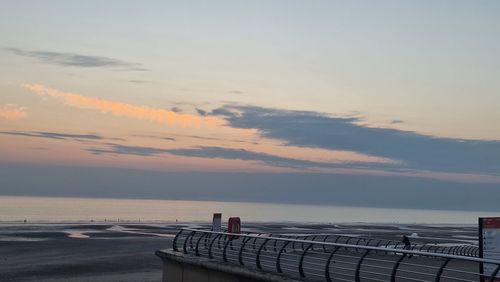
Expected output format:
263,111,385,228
89,144,170,156
128,80,152,84
3,163,499,211
179,134,250,144
0,131,103,141
164,146,381,169
25,84,225,128
6,48,148,71
0,104,27,120
211,105,500,175
88,144,390,170
132,134,176,141
390,119,404,124
196,108,207,116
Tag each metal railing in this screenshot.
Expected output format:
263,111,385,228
246,232,479,258
173,228,500,282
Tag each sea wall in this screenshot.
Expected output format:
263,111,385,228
155,249,300,282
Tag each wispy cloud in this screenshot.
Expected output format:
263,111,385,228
196,108,207,116
134,133,254,144
0,104,27,120
6,48,149,71
89,144,170,157
390,119,404,124
164,146,386,169
25,84,225,128
132,134,176,141
211,105,500,175
88,144,391,170
0,131,103,141
128,80,152,84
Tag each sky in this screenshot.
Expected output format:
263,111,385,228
1,1,499,210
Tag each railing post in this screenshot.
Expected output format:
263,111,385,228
301,235,310,250
183,231,195,254
208,234,222,259
311,235,318,251
252,233,261,250
172,229,184,252
390,252,407,282
435,258,451,282
204,233,211,250
322,235,330,252
325,246,340,282
466,246,472,257
195,233,207,256
273,235,281,252
238,237,252,265
189,231,195,249
223,236,232,262
256,238,271,270
217,234,224,250
355,249,371,282
276,241,291,273
299,243,314,278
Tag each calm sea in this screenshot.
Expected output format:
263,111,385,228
0,196,498,224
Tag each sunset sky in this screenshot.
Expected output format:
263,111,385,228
1,1,500,208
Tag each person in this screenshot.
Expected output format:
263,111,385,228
402,235,412,258
402,235,411,249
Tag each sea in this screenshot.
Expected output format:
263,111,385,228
0,195,498,224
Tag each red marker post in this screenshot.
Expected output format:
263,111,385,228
228,217,240,240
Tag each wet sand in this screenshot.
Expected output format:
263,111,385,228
0,222,478,281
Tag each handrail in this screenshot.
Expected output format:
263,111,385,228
173,228,500,282
179,228,492,264
274,232,479,257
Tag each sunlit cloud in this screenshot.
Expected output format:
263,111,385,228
0,104,27,120
25,84,225,128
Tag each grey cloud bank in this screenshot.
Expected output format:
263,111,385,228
211,105,500,175
1,163,498,212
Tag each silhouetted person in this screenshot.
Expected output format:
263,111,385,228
402,235,412,258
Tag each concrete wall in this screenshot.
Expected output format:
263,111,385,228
156,249,301,282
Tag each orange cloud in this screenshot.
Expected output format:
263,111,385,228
25,84,224,127
0,104,27,120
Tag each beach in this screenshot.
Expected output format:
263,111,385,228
0,223,179,282
0,222,479,281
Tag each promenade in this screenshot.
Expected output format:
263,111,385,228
158,228,499,282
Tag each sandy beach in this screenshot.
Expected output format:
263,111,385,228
0,222,479,281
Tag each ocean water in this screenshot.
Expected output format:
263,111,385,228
0,195,498,224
